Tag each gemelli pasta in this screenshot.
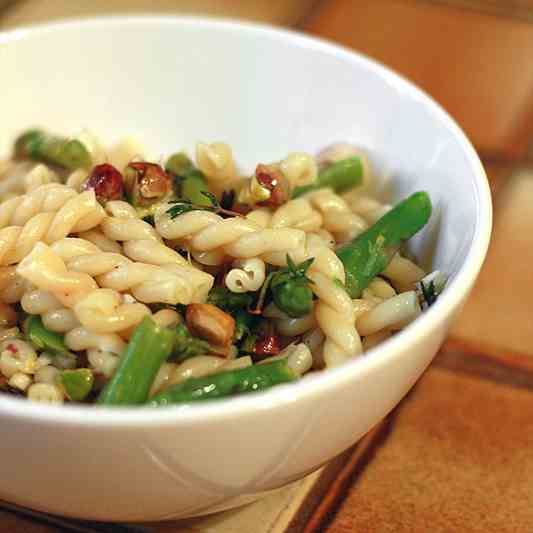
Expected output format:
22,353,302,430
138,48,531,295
0,129,446,406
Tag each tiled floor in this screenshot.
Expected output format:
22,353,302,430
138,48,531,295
322,350,533,532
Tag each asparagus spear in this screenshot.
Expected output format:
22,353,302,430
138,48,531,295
336,191,432,298
292,157,363,198
59,369,94,401
149,358,297,406
172,324,211,362
97,317,176,405
25,315,68,354
166,152,212,206
14,129,91,170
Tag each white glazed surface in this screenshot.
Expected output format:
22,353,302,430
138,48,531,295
0,17,491,521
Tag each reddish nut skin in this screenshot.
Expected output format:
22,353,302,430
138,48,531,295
126,162,171,201
255,164,289,208
82,163,124,203
186,303,235,348
254,333,281,357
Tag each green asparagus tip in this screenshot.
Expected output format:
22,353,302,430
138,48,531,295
25,315,68,354
59,368,94,402
292,156,363,198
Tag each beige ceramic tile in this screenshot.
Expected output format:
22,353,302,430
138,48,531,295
451,167,533,355
304,0,533,158
324,360,533,532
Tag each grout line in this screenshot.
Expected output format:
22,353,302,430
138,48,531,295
417,0,533,25
435,340,533,391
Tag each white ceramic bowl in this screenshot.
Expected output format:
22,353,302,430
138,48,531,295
0,16,491,522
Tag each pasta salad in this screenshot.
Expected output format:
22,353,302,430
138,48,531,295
0,129,445,406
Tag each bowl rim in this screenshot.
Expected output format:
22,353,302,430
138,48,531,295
0,14,492,427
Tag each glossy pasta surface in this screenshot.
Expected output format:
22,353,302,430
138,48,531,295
0,130,442,406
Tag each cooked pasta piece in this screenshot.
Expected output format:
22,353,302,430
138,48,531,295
77,229,123,254
270,189,367,243
195,142,238,194
23,164,59,193
270,197,324,232
21,289,80,333
342,193,392,224
65,169,88,191
279,152,318,189
155,205,306,265
0,187,105,265
356,291,421,336
303,188,368,242
225,258,266,293
0,130,439,406
383,253,426,291
264,234,362,367
367,278,397,300
0,161,33,200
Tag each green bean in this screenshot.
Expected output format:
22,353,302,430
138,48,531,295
59,369,94,401
292,157,363,198
336,191,432,298
97,317,176,405
14,129,91,170
25,315,68,353
149,359,297,406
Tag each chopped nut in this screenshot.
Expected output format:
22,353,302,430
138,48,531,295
125,162,171,206
81,163,124,204
0,303,17,328
186,304,235,352
255,164,290,208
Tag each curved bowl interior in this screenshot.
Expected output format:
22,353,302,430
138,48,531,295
0,16,491,521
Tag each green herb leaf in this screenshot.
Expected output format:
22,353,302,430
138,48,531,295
166,193,243,220
417,270,447,308
207,287,254,312
172,323,211,362
251,271,276,314
166,200,200,219
200,191,220,209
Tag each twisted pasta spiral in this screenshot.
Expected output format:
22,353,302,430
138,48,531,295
195,142,238,194
101,201,191,266
0,186,105,265
97,201,214,299
154,205,306,266
271,189,368,243
16,242,151,334
279,152,317,189
266,234,362,367
225,258,266,293
23,164,59,193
